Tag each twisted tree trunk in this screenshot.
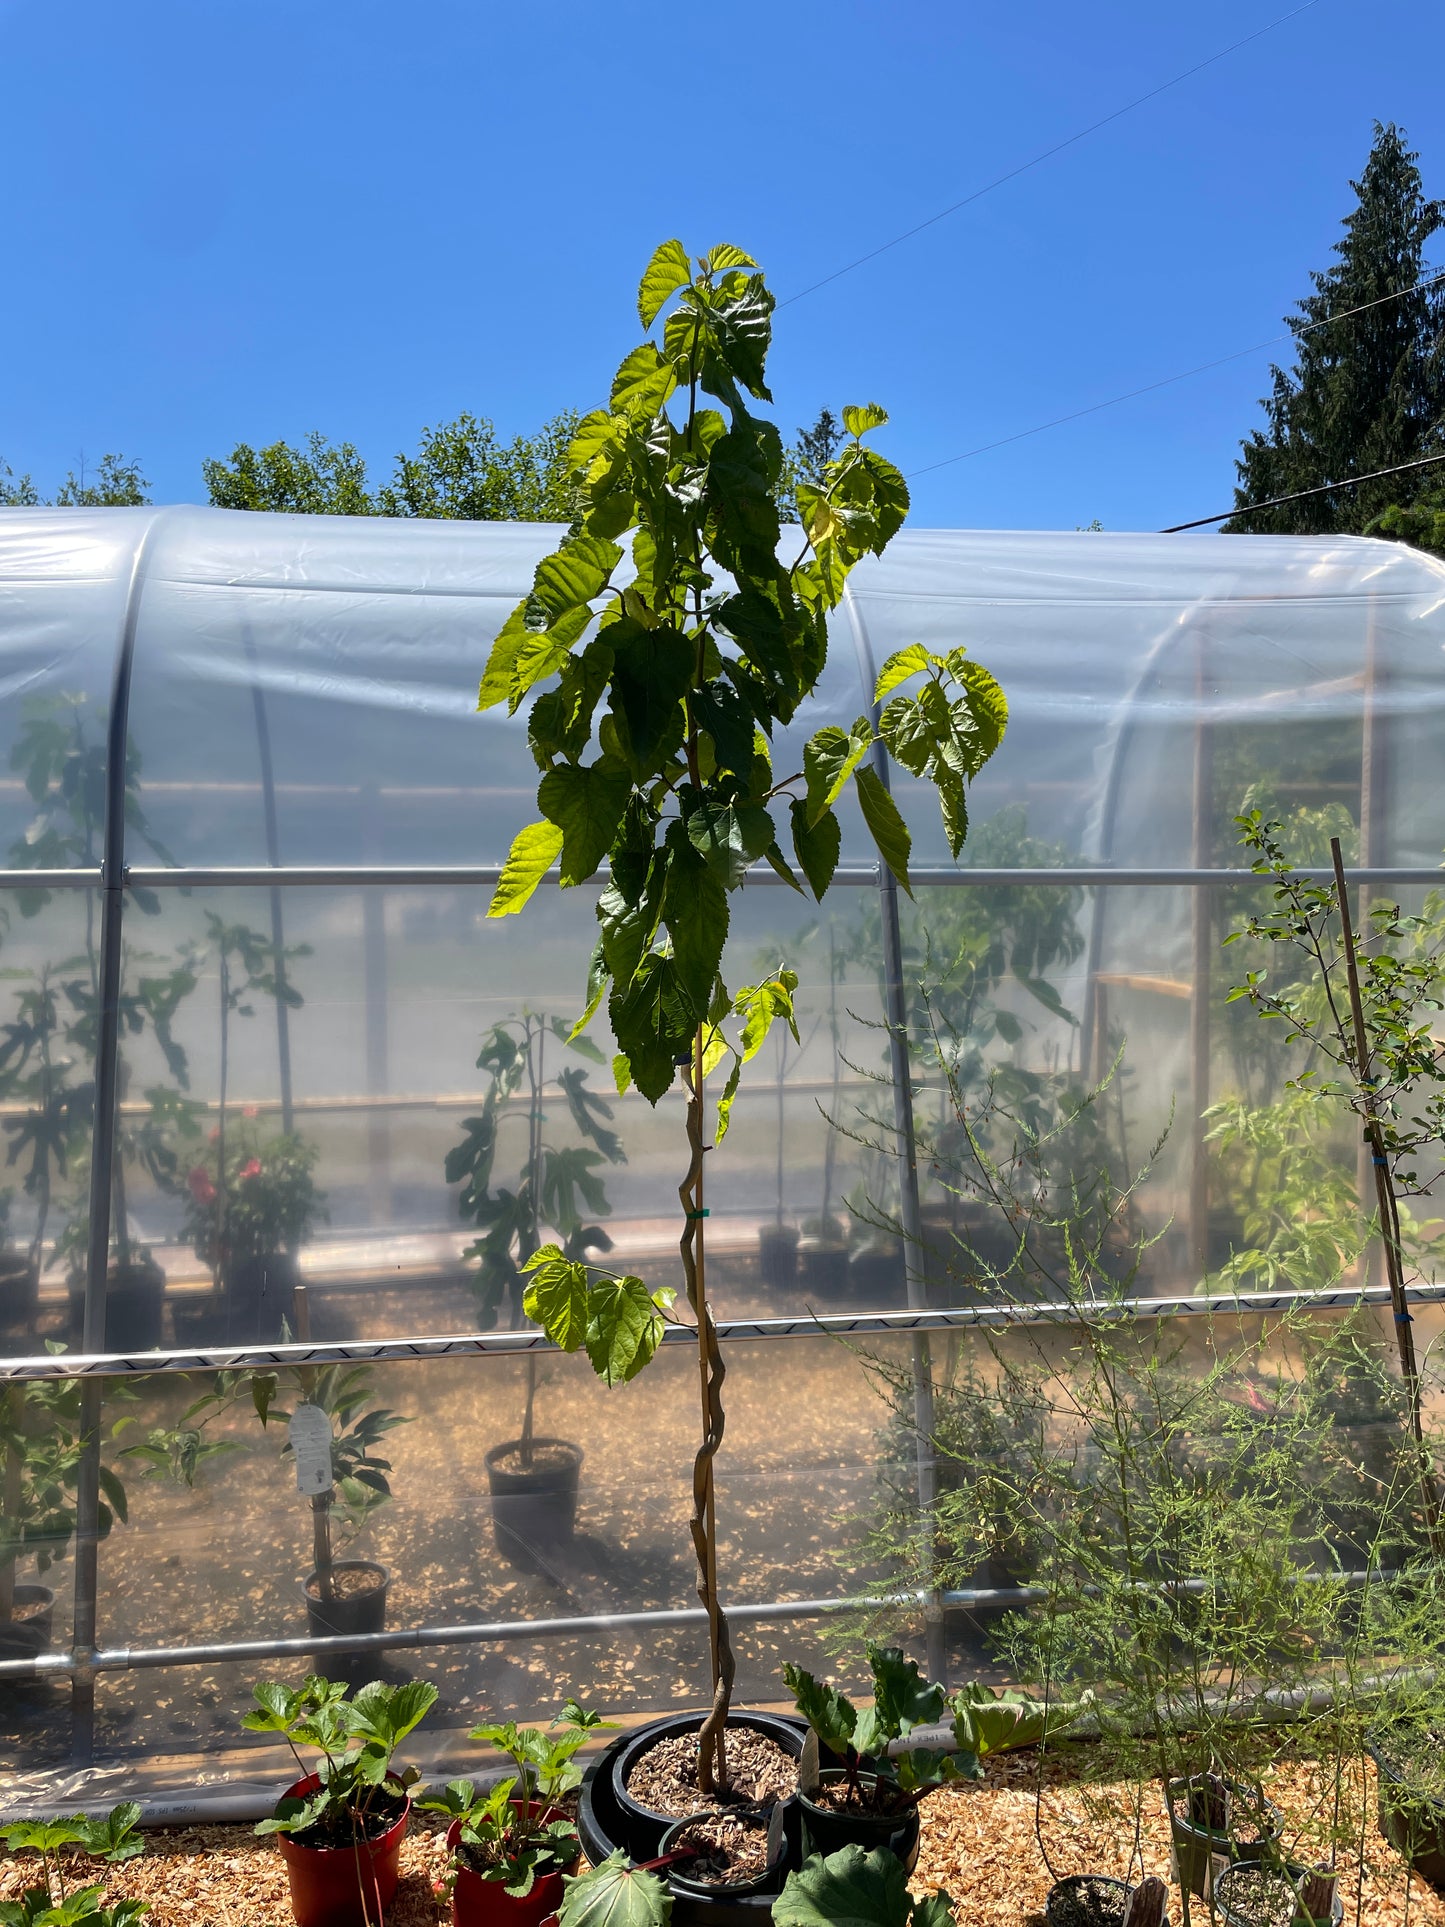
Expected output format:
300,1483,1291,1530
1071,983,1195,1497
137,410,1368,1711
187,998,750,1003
681,1026,734,1795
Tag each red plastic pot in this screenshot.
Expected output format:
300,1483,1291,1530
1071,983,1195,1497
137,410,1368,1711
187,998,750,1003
446,1804,578,1927
275,1774,410,1927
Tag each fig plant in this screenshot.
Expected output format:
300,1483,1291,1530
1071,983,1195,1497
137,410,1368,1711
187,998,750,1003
482,239,1006,1791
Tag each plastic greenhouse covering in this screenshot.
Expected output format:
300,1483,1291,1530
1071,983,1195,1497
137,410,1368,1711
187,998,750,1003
0,502,1442,1802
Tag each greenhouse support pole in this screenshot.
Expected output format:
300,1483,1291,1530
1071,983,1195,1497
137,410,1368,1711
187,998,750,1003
72,512,164,1765
1357,603,1385,1295
841,587,945,1683
1188,638,1213,1278
241,625,295,1136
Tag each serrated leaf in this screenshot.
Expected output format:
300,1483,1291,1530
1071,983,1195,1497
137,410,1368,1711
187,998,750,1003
804,718,874,826
705,243,758,273
664,841,729,1022
735,971,799,1062
775,1844,927,1927
783,1661,857,1755
489,821,563,918
522,1248,589,1352
874,645,933,705
585,1275,667,1384
611,343,677,422
854,765,912,897
714,1055,743,1144
790,799,841,900
638,239,692,328
868,1643,945,1737
843,402,889,437
540,760,631,886
531,536,623,623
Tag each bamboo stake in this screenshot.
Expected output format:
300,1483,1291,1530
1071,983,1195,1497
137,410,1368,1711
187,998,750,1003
293,1283,335,1601
1329,836,1443,1554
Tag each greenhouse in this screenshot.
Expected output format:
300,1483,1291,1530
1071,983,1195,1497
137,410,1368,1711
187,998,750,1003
1,503,1444,1906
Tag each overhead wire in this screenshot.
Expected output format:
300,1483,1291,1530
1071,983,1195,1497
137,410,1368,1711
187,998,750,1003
1159,450,1445,532
779,0,1325,310
905,266,1445,480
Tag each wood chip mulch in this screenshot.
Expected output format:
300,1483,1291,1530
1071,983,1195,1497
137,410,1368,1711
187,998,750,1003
5,1749,1445,1926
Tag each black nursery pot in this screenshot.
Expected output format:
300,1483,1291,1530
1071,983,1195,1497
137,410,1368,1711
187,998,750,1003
797,1238,849,1297
795,1771,921,1872
300,1559,388,1685
1167,1776,1282,1899
224,1251,299,1346
0,1256,39,1334
757,1224,799,1289
71,1258,167,1353
658,1814,783,1904
1212,1860,1342,1927
0,1584,55,1671
1045,1876,1162,1927
1368,1738,1445,1885
580,1710,805,1866
485,1436,583,1573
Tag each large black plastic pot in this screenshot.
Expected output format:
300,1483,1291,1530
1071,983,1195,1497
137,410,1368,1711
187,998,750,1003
1167,1776,1282,1899
301,1559,388,1686
485,1436,582,1573
795,1771,920,1872
658,1813,784,1906
757,1224,799,1289
224,1251,299,1345
0,1584,55,1672
579,1711,805,1872
0,1257,39,1335
1368,1737,1445,1884
71,1258,166,1353
797,1238,848,1297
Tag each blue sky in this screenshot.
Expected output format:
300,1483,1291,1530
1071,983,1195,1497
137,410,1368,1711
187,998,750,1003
2,0,1442,532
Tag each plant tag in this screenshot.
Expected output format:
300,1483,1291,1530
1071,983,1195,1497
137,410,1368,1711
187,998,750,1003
766,1798,786,1867
797,1728,821,1796
288,1403,333,1496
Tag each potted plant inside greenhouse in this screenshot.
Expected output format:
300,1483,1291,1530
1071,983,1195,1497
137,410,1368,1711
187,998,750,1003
0,964,91,1339
419,1699,611,1927
7,692,193,1354
243,1673,437,1927
483,237,1004,1862
0,1371,130,1669
177,911,312,1345
445,1009,624,1572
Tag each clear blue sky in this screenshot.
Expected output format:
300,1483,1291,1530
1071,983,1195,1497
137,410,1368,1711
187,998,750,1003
2,0,1442,532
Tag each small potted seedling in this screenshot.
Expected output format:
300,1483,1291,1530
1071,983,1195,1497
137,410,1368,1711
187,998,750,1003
774,1843,960,1927
446,1012,623,1572
1045,1875,1168,1927
244,1673,438,1927
419,1700,612,1927
0,1802,148,1927
783,1646,982,1866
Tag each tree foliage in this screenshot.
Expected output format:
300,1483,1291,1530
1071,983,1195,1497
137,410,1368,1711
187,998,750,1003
1228,122,1445,535
0,454,149,508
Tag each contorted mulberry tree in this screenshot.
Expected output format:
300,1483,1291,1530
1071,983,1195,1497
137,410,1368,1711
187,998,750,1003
482,240,1007,1791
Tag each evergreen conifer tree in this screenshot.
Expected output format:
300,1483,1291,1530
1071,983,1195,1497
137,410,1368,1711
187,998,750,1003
1228,123,1445,534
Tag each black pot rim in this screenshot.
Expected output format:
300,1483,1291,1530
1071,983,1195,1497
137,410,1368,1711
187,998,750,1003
614,1711,803,1827
658,1810,781,1899
298,1559,390,1606
1167,1775,1281,1844
796,1770,912,1824
485,1435,584,1474
1213,1858,1342,1925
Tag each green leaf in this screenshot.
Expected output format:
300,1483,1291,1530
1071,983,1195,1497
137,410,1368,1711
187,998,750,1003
843,403,889,438
540,760,632,887
790,800,841,900
714,1055,743,1143
489,821,564,918
638,240,692,328
775,1844,929,1927
704,244,758,273
854,766,912,897
735,971,800,1062
664,840,729,1021
522,1248,590,1352
804,719,874,825
949,1684,1089,1759
912,1895,961,1927
874,645,933,705
783,1662,857,1755
585,1275,667,1384
687,801,774,887
559,1852,672,1927
867,1643,946,1738
608,622,692,771
610,344,677,422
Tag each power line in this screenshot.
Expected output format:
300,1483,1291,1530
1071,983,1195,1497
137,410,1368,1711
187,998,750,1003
780,0,1325,310
1159,450,1445,532
907,267,1445,480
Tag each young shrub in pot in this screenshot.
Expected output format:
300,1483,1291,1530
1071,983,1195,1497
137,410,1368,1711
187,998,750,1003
446,1011,624,1570
245,1673,437,1927
486,236,1005,1818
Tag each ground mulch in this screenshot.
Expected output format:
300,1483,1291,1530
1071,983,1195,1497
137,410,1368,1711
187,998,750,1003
6,1747,1445,1926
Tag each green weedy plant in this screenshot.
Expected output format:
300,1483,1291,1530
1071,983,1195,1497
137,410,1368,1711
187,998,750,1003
783,1644,981,1813
243,1674,438,1847
482,239,1005,1793
0,1802,148,1927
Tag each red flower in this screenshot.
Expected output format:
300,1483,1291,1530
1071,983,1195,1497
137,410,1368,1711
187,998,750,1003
239,1158,263,1182
242,1105,259,1118
187,1167,217,1207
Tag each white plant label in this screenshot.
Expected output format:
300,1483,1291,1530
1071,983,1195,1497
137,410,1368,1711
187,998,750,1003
288,1403,333,1497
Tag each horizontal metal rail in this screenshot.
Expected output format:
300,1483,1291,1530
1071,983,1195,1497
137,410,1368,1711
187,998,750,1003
1,1278,1438,1383
0,1568,1397,1683
0,864,1439,892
